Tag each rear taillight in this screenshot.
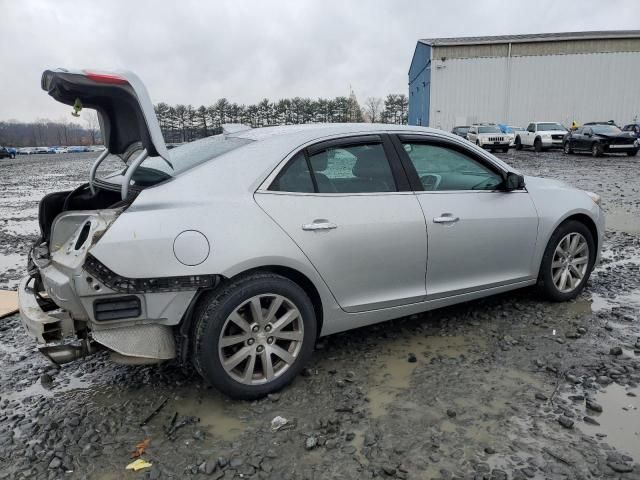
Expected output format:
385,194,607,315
84,71,128,85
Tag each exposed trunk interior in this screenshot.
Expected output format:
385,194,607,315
38,184,123,243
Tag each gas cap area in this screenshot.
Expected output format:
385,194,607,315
173,230,210,266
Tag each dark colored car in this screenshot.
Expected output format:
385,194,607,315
563,124,638,157
0,146,14,159
622,123,640,139
583,120,619,127
451,126,470,138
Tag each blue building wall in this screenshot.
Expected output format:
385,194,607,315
408,42,431,126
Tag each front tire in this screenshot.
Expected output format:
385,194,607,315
192,272,317,399
563,141,573,154
591,142,603,157
539,220,596,301
515,136,522,150
627,148,638,157
534,137,543,152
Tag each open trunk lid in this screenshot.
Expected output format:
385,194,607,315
41,68,170,162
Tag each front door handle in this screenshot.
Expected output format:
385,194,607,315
433,214,459,224
302,220,338,231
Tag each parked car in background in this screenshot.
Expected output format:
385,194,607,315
0,146,13,159
515,122,568,152
498,125,525,147
68,146,91,153
563,124,638,157
54,147,69,154
17,147,33,155
466,124,510,152
6,147,17,158
451,126,470,138
89,145,106,152
622,123,640,139
584,120,619,128
21,68,604,399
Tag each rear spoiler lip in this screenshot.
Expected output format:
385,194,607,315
41,68,171,165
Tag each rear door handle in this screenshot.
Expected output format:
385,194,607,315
433,214,459,224
302,220,338,231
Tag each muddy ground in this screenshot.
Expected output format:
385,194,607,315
0,149,639,480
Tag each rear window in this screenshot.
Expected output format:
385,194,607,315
537,123,564,131
138,134,253,178
478,126,501,133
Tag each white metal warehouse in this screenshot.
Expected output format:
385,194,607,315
408,31,640,131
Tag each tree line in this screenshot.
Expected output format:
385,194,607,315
155,93,408,144
0,93,408,147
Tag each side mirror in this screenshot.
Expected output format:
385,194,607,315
505,172,525,191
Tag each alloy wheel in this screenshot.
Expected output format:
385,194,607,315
551,232,589,293
218,294,304,385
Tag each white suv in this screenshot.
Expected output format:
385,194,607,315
516,122,568,152
466,125,510,153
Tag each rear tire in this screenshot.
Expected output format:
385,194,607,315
539,220,596,302
534,137,543,152
591,142,603,157
192,272,317,399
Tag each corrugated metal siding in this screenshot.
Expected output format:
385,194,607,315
429,51,640,132
433,38,640,60
408,43,431,126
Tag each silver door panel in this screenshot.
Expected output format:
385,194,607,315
416,191,539,298
255,192,428,313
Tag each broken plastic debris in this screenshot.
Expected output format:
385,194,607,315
270,415,288,431
126,459,152,471
552,329,556,336
131,439,150,458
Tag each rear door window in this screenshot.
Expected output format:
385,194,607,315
269,152,314,193
270,141,398,194
309,143,396,193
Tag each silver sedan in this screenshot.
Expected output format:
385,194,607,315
19,69,604,398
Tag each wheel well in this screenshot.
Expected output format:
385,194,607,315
239,266,324,338
559,214,599,251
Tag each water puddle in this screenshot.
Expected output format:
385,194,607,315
3,375,91,402
0,252,25,273
578,384,640,460
367,333,484,418
606,209,640,233
1,219,39,236
169,387,246,441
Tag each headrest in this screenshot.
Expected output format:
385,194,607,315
309,151,328,172
352,146,388,178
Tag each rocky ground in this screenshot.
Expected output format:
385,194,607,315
0,149,639,480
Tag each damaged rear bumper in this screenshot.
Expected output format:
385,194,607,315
19,274,181,362
18,275,74,343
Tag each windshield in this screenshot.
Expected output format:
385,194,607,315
478,126,501,133
455,127,470,133
591,125,622,135
537,123,564,131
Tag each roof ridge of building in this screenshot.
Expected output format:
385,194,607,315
419,30,640,46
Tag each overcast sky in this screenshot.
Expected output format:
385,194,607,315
2,0,639,122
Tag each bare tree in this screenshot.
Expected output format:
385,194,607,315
364,97,382,123
84,111,100,145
